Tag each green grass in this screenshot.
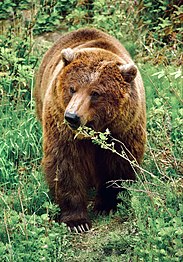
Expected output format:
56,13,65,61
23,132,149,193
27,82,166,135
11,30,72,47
0,99,74,261
0,99,41,185
0,1,182,260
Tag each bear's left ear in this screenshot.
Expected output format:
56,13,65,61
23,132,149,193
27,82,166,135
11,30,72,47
118,64,137,83
61,48,75,66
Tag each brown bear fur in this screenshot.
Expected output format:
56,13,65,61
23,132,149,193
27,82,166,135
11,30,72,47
34,28,146,232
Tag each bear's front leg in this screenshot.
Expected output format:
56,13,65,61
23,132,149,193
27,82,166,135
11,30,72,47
42,120,92,232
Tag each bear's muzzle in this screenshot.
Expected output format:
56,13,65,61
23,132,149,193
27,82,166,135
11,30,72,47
65,111,81,130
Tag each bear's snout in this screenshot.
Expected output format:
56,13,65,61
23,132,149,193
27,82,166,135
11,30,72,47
65,111,81,130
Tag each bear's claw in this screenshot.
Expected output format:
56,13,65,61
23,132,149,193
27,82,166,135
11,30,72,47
60,215,91,233
68,223,90,233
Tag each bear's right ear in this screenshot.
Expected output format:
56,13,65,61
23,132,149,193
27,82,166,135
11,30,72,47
61,48,75,66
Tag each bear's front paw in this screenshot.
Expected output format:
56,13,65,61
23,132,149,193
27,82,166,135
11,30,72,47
62,217,92,233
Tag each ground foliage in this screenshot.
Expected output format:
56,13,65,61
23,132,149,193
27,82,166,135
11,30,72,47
0,0,182,261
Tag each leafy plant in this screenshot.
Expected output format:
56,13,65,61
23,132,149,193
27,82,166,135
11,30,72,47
0,209,73,261
33,0,61,35
0,0,16,20
137,0,183,64
0,30,37,102
131,181,183,261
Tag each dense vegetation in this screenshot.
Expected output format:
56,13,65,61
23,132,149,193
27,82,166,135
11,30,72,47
0,0,182,261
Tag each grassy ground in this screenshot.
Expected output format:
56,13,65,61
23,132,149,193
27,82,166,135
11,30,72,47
0,2,182,260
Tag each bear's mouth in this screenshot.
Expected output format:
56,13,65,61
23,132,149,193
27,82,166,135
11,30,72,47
67,123,80,130
85,121,95,130
66,120,95,132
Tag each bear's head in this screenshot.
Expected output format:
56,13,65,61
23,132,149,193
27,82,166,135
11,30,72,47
56,48,137,132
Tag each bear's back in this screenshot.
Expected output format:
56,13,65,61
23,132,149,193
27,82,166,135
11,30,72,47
36,28,133,92
41,28,131,66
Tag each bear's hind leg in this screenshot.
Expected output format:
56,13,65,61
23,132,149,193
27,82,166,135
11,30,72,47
94,184,121,214
94,149,135,215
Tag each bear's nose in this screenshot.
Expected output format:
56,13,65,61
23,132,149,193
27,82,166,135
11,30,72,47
64,112,81,129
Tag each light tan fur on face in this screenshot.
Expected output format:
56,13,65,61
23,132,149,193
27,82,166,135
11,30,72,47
90,71,100,83
65,89,92,126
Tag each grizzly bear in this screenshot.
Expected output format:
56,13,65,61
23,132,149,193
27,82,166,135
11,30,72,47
34,28,146,233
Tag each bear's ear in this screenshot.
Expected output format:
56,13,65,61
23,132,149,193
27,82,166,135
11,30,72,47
118,64,137,83
61,48,75,66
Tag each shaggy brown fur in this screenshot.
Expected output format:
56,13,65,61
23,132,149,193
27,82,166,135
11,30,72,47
34,28,146,232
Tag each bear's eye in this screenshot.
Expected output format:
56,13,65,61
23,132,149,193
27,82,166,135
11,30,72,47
70,87,76,95
90,91,100,100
